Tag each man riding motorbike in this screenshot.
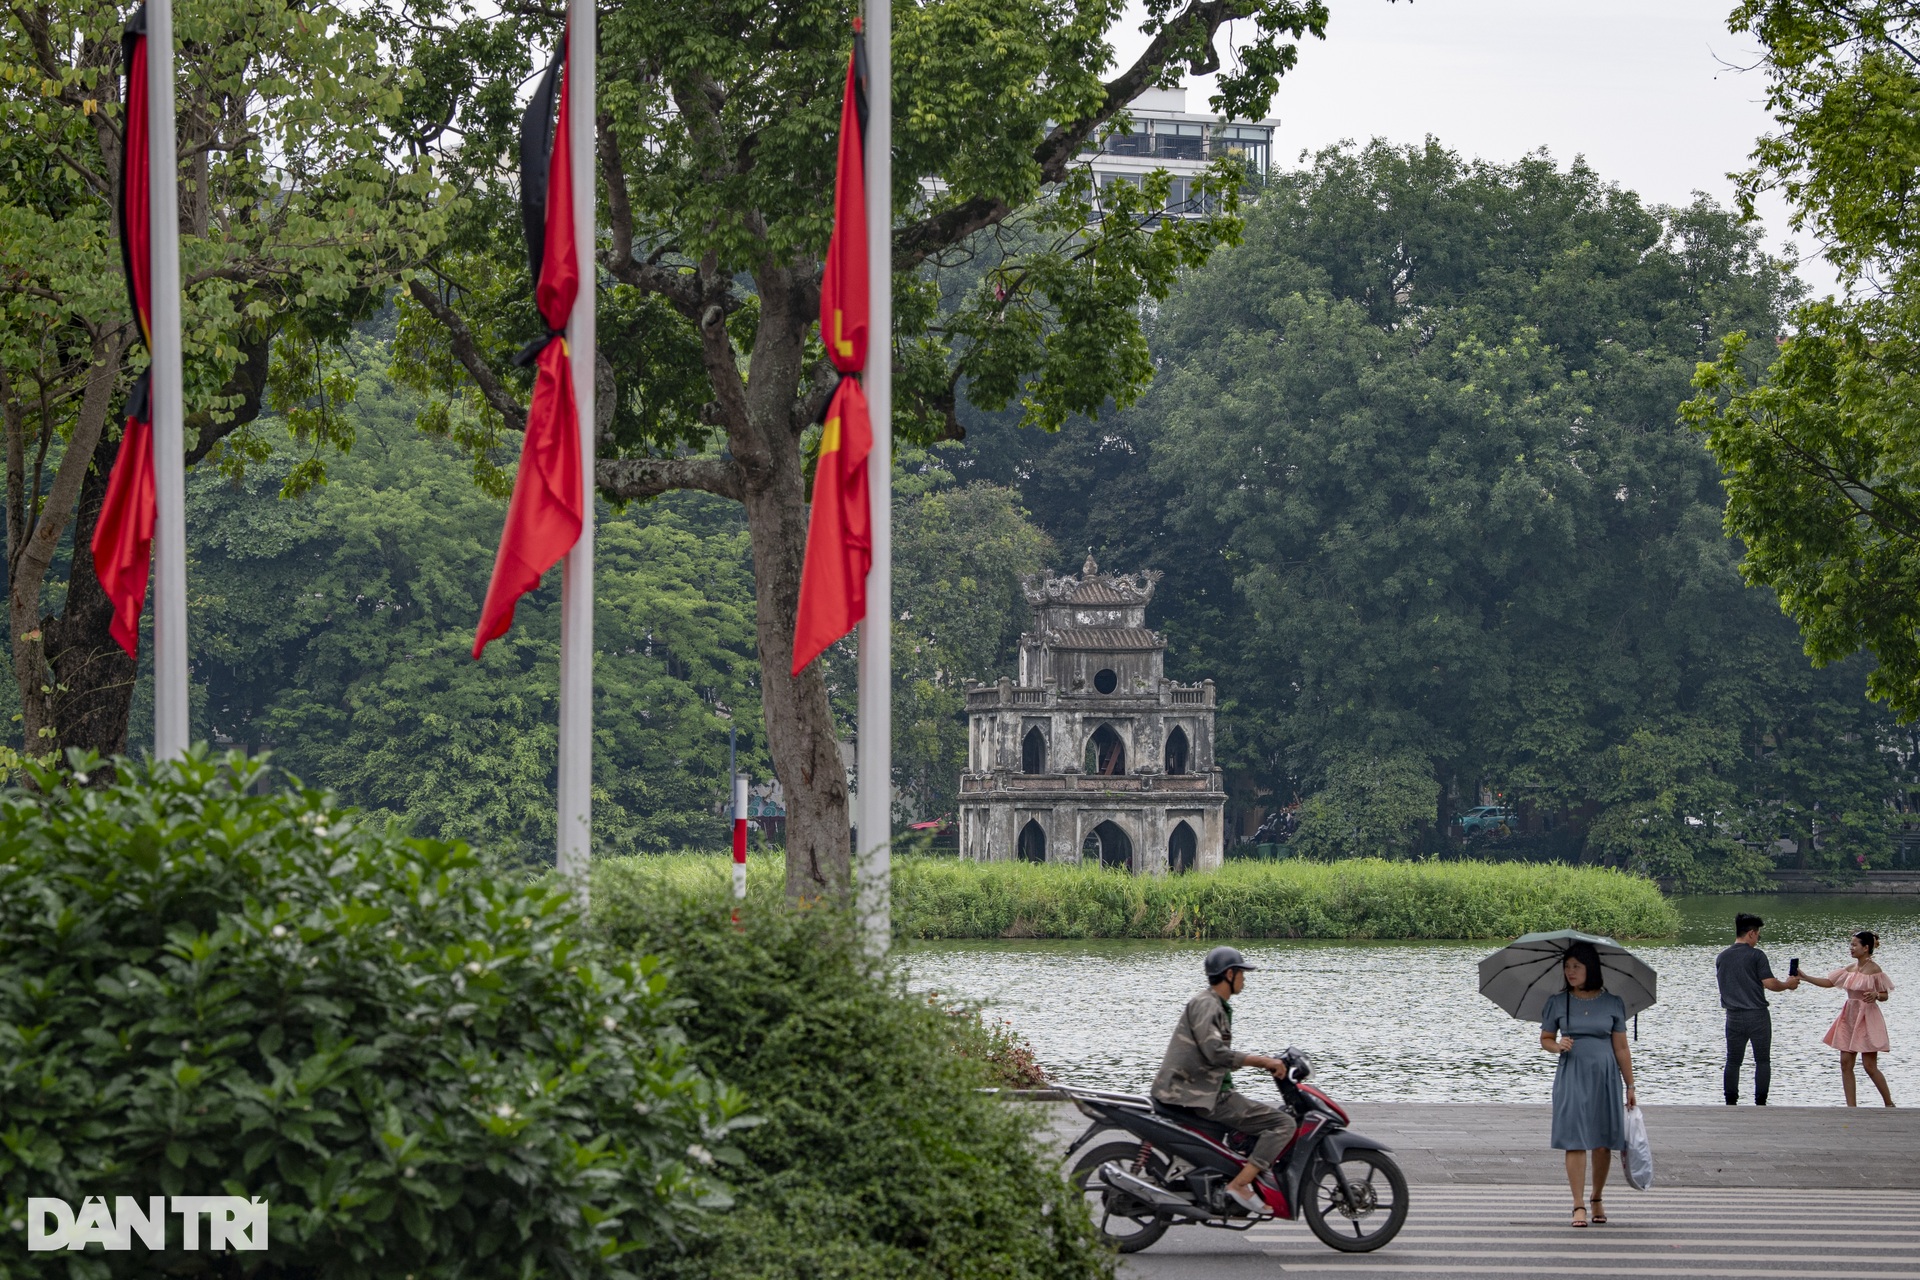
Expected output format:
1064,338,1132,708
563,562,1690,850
1151,945,1297,1217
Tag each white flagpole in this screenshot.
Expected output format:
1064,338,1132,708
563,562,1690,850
856,0,892,955
146,0,188,760
556,0,595,904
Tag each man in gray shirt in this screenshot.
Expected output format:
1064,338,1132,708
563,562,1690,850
1153,946,1297,1216
1716,912,1800,1104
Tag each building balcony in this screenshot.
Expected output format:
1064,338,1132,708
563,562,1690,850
966,678,1215,711
960,770,1224,796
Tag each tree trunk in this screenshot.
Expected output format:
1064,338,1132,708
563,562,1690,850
8,331,125,761
740,437,852,899
41,436,136,759
7,409,137,771
6,329,271,768
732,268,854,899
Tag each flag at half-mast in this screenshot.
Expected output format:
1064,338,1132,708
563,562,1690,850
791,34,872,676
473,33,585,658
93,4,158,658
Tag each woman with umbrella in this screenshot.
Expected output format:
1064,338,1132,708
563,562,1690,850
1539,939,1638,1228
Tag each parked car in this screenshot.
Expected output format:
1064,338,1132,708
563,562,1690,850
1455,805,1517,838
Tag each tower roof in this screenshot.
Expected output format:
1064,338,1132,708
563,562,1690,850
1022,558,1161,609
1047,626,1164,650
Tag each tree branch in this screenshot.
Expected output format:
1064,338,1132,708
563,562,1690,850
184,330,271,467
600,113,634,275
15,330,125,591
405,277,527,431
1048,0,1246,175
595,455,742,502
53,147,111,198
602,254,706,320
793,363,838,434
692,255,754,439
895,0,1249,267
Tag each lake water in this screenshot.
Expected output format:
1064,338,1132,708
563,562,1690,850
897,895,1920,1107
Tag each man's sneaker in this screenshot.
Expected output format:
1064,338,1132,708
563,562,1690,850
1225,1185,1274,1218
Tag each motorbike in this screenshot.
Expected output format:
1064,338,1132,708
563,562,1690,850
1060,1049,1408,1254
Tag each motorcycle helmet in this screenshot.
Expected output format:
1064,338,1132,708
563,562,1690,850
1203,945,1259,983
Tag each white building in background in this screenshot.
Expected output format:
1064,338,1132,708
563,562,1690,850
1082,87,1278,217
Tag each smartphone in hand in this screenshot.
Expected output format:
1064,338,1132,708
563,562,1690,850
1789,958,1800,977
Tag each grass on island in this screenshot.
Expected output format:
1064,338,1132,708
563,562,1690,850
596,853,1680,941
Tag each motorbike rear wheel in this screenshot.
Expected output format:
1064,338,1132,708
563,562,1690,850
1068,1140,1173,1254
1301,1148,1408,1252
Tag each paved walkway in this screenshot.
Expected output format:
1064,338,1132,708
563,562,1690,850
1121,1185,1920,1280
1028,1101,1920,1279
1338,1102,1920,1188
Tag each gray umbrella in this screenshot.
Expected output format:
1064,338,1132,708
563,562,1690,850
1478,929,1659,1022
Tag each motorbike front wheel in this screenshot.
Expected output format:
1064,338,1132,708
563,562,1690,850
1301,1148,1408,1252
1068,1141,1172,1254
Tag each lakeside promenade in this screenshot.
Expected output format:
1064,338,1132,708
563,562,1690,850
1038,1102,1920,1279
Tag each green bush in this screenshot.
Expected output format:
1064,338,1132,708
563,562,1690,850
611,853,1677,941
1290,750,1441,859
888,857,1678,940
0,753,742,1279
590,860,1112,1280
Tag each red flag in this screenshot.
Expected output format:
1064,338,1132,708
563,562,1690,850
792,39,872,674
93,8,155,658
819,43,867,376
791,378,872,675
473,36,584,658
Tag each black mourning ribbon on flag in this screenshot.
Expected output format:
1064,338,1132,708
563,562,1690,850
513,38,566,370
851,28,869,143
119,3,147,341
512,327,567,370
814,373,856,426
124,370,150,425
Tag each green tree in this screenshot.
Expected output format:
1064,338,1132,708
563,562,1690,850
1685,2,1920,719
956,139,1905,876
187,341,767,857
382,0,1333,895
1289,749,1437,860
0,0,442,760
890,469,1052,823
1584,719,1769,890
1144,142,1797,810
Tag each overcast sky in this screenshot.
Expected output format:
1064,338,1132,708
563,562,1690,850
1114,0,1837,297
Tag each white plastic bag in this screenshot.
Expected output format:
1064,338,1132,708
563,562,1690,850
1619,1104,1654,1190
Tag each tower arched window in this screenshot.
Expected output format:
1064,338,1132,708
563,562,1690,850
1084,820,1133,871
1022,727,1047,774
1164,726,1190,775
1168,821,1197,873
1018,820,1047,863
1086,724,1126,776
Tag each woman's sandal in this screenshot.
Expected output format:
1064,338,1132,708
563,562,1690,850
1589,1197,1607,1225
1570,1205,1588,1228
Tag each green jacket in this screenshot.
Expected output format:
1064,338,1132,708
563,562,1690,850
1151,988,1249,1107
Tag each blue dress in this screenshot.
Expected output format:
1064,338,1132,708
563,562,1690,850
1542,990,1628,1151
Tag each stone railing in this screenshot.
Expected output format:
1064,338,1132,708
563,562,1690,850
960,771,1224,794
964,681,1048,710
1169,679,1215,706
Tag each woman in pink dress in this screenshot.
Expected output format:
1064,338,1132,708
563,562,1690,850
1798,930,1895,1107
